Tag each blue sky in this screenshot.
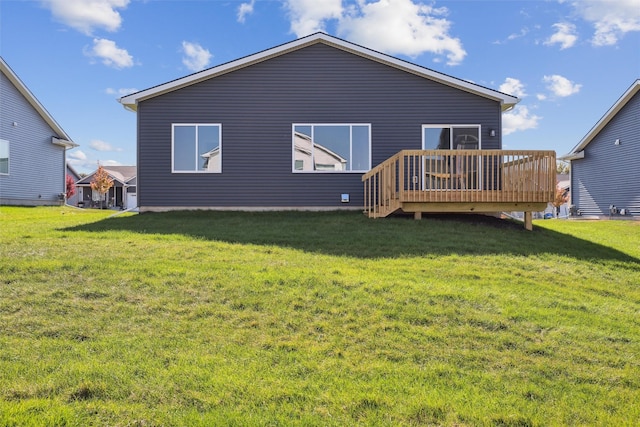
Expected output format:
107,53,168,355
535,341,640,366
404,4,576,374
2,0,639,173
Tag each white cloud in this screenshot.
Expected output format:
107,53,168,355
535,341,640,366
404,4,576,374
544,22,578,49
536,93,547,101
284,0,343,36
508,27,530,41
338,0,466,65
543,75,582,97
570,0,640,46
238,0,256,23
283,0,466,65
90,139,122,152
42,0,129,35
67,157,90,171
101,160,123,167
181,41,213,72
492,27,529,45
67,150,123,172
87,38,134,69
499,77,527,98
68,149,88,160
67,150,99,172
105,87,138,97
502,106,541,135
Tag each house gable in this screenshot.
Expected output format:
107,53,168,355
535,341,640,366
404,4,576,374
0,58,76,147
120,33,518,112
563,80,640,159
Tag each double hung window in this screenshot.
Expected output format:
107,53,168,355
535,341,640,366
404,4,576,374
293,124,371,172
172,124,222,173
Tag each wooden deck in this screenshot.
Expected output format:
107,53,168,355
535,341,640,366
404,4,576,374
362,149,556,230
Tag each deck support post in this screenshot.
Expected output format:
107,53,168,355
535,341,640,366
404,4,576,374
414,212,422,220
524,212,533,231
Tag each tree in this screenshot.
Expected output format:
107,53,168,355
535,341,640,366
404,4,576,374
90,166,114,209
552,184,569,218
65,174,76,201
556,161,570,174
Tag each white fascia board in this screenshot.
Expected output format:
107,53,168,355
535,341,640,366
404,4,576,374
119,33,519,111
52,136,79,149
566,79,640,155
1,57,76,145
558,151,584,161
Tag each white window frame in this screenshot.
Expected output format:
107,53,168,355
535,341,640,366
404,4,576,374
292,123,371,173
171,123,222,173
0,139,9,175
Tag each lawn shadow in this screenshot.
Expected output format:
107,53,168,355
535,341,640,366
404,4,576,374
64,210,640,265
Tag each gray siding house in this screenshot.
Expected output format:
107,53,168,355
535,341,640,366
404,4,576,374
1,57,77,206
119,33,519,212
561,80,640,219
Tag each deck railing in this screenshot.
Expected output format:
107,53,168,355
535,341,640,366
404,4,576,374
362,149,556,217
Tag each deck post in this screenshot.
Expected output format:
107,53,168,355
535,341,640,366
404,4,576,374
414,212,422,220
524,212,533,231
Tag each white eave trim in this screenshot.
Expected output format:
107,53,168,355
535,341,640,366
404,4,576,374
119,33,519,112
52,136,79,149
558,151,584,161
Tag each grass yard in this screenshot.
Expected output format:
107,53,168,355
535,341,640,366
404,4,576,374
0,206,639,426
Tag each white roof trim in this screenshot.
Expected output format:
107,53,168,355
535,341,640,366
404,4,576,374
52,136,77,148
119,33,519,112
558,150,584,161
1,57,78,148
563,79,640,158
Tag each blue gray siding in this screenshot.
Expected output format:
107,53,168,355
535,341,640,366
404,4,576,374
138,43,503,209
0,71,66,205
571,90,640,218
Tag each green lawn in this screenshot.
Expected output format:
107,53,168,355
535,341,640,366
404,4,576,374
1,206,639,426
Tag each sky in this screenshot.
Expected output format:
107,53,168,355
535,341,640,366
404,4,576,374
1,0,639,173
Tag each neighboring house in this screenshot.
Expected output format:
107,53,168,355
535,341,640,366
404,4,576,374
119,32,553,223
0,57,78,206
560,80,639,219
75,166,137,209
66,163,81,207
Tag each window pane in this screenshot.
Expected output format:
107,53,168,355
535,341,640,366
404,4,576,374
293,126,313,171
174,126,196,171
0,139,8,174
198,125,220,172
423,127,450,150
452,127,479,149
292,124,371,172
314,126,349,171
351,126,369,171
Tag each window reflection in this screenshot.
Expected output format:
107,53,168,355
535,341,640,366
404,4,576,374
293,124,370,172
